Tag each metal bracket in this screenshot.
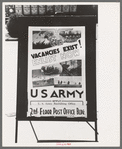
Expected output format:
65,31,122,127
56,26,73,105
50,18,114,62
86,121,99,134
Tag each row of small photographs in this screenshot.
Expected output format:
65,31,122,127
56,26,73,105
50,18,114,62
32,29,81,49
5,5,77,18
33,76,82,88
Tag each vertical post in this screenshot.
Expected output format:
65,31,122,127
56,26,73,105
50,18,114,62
95,120,98,142
15,119,18,143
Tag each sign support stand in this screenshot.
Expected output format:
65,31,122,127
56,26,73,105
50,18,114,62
15,119,98,143
15,119,18,143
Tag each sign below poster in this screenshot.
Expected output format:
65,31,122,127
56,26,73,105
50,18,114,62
27,26,87,118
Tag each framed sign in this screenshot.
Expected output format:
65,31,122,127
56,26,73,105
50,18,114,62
15,14,97,142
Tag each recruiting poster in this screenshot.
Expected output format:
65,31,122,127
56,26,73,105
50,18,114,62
27,27,87,118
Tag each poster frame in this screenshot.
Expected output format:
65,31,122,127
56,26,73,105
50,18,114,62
15,15,98,143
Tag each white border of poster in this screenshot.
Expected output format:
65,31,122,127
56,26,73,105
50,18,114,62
27,26,87,118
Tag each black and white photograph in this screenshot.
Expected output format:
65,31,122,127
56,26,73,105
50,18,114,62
33,30,56,49
54,76,82,88
32,59,82,87
2,2,120,147
32,28,82,49
60,60,82,76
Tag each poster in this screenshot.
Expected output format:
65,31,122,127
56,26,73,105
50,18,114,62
27,27,87,118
